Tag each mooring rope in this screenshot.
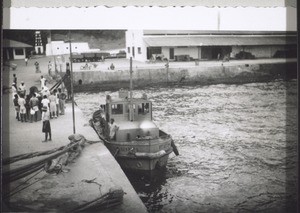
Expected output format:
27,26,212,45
3,138,102,184
3,142,79,183
3,146,67,165
4,173,49,200
4,167,45,199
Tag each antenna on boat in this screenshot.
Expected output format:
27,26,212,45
129,57,133,121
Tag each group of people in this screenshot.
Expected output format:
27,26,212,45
12,74,67,142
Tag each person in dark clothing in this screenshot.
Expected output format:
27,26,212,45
13,94,20,121
42,106,52,142
13,74,17,85
30,93,39,122
25,95,31,121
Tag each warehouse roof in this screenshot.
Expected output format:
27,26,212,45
3,39,33,48
143,35,297,47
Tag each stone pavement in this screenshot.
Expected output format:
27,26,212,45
2,56,147,212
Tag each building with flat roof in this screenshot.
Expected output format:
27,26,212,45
46,41,100,56
125,6,297,62
126,30,297,62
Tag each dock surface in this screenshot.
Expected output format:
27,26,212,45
2,57,147,212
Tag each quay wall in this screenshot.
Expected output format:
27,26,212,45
73,62,297,92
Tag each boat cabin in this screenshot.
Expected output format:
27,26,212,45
101,90,159,141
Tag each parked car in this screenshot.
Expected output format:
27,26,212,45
116,50,126,58
235,51,255,59
175,55,191,61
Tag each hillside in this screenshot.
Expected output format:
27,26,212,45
51,30,126,50
3,30,126,51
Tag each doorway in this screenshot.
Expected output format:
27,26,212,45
169,48,174,60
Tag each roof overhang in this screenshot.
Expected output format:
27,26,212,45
3,39,33,48
143,35,297,47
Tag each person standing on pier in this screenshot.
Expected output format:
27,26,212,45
13,74,17,85
41,95,50,110
40,76,46,90
41,86,50,98
18,94,27,122
48,92,57,119
25,95,31,121
13,94,20,121
30,93,39,122
58,88,66,115
12,83,18,100
35,61,40,73
54,89,60,117
18,81,26,96
42,106,52,142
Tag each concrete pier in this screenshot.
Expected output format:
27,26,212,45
2,57,147,212
71,58,297,92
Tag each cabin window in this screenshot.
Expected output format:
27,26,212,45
138,103,150,114
111,104,123,114
127,47,130,53
138,47,142,54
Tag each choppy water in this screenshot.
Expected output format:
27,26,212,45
75,80,297,213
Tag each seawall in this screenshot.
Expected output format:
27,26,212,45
73,60,297,92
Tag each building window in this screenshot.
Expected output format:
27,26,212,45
138,47,141,54
138,103,150,115
15,48,24,55
75,47,77,49
127,47,130,53
57,47,60,50
66,47,69,49
112,104,123,114
126,104,136,113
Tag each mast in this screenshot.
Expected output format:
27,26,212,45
68,31,76,134
129,57,133,121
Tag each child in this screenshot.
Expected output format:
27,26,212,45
42,106,52,142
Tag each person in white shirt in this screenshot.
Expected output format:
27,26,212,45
48,92,57,118
40,75,46,90
18,94,27,122
41,86,50,98
109,118,119,140
18,81,26,96
12,83,17,100
41,95,50,110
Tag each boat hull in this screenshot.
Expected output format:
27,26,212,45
104,137,173,171
116,150,171,171
90,119,175,171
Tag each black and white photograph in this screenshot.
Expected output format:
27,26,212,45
1,1,298,212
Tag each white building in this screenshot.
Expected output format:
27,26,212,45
125,6,297,62
46,41,100,56
126,30,297,62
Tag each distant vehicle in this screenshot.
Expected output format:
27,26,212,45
116,50,126,58
71,52,111,63
235,51,255,59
